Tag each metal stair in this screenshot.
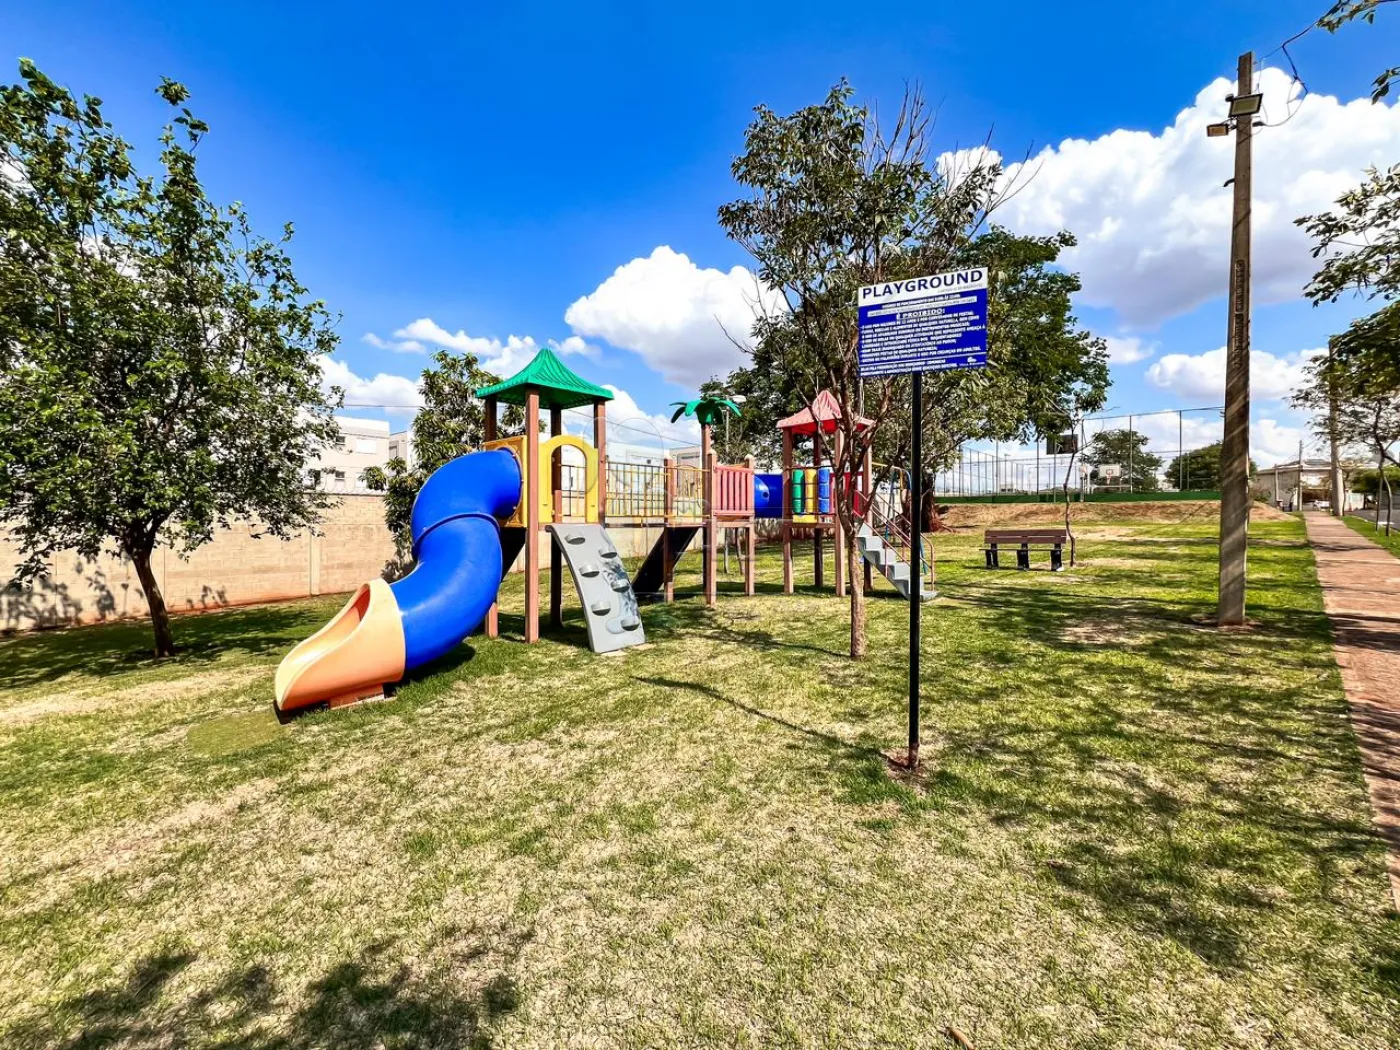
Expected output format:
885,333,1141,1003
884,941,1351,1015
855,523,935,601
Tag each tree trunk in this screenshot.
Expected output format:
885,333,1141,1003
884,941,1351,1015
848,522,866,659
128,539,176,657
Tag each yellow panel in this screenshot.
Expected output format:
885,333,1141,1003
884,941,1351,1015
538,434,598,524
484,437,528,527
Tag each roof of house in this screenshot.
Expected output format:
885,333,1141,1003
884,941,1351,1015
776,390,873,435
473,347,614,410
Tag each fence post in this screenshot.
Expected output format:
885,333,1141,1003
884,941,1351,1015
663,457,674,603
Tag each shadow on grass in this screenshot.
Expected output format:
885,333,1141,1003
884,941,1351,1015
13,936,525,1050
0,602,330,692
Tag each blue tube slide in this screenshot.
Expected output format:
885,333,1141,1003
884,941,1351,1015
817,467,833,515
391,448,522,670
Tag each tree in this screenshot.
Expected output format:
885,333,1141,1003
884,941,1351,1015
717,82,1108,662
1294,307,1400,532
1298,164,1400,304
362,350,522,559
719,81,1007,662
869,228,1111,510
1165,442,1258,492
1318,0,1398,103
1082,429,1162,491
0,61,339,656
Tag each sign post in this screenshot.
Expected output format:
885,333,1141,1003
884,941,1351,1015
857,268,988,770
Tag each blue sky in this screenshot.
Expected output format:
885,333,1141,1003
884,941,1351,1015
4,1,1396,463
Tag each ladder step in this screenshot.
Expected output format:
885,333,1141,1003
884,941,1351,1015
566,533,586,545
590,600,612,615
579,563,600,578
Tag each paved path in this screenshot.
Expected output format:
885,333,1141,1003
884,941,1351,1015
1303,511,1400,909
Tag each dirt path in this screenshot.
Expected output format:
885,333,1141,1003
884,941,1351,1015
1303,511,1400,909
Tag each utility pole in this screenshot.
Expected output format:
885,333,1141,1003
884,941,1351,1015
1327,338,1344,516
1215,52,1258,626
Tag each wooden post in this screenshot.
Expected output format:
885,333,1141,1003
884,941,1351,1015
549,405,563,629
663,456,675,603
524,390,541,643
704,442,718,607
781,429,794,594
834,426,846,597
744,454,756,597
484,396,499,638
594,399,607,526
813,429,824,590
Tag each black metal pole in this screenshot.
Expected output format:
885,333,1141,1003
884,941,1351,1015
909,371,922,771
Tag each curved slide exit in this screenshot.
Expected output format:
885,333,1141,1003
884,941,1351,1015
274,448,522,715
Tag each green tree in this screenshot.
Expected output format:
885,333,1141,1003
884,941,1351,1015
871,228,1111,494
1298,165,1400,305
1354,466,1400,496
1294,308,1400,532
1082,429,1162,491
362,350,522,560
1318,0,1398,103
718,81,1010,663
0,61,339,656
1169,442,1223,491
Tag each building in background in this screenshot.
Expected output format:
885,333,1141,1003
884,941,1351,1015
314,416,391,493
387,429,415,469
1253,458,1337,511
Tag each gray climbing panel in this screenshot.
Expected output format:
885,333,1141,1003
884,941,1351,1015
546,524,647,654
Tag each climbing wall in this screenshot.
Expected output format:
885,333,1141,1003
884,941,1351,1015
545,524,647,653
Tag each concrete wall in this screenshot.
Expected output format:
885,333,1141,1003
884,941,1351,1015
1,496,397,633
1,496,680,633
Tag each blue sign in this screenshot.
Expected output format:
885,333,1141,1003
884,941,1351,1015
857,268,988,377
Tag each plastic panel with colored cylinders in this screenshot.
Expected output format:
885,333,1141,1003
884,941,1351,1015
274,448,522,714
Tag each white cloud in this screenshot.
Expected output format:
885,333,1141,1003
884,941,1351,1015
363,332,426,354
961,69,1400,326
361,318,599,377
318,356,422,416
1145,346,1321,401
1104,335,1154,364
564,246,786,387
1251,417,1309,467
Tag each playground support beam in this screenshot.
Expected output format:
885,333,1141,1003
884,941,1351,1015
813,428,824,590
524,389,541,643
550,406,563,630
703,425,717,607
663,456,675,603
594,400,607,526
484,396,499,639
781,429,794,594
834,427,847,597
744,455,757,597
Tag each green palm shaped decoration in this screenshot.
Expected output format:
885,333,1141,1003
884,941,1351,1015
669,396,741,427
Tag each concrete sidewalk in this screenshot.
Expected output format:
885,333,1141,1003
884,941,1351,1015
1303,511,1400,909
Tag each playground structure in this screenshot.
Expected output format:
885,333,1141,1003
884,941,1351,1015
274,353,933,715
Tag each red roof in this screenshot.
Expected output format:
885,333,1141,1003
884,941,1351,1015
776,390,872,435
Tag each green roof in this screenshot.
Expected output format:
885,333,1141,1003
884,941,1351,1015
474,347,614,410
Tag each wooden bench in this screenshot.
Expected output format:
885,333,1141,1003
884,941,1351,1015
982,528,1068,571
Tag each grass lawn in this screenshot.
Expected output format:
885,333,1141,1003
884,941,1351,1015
1,513,1398,1048
1344,515,1400,558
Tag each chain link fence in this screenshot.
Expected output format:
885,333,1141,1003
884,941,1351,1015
934,407,1226,499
